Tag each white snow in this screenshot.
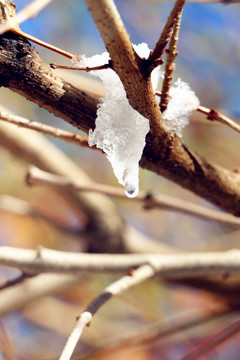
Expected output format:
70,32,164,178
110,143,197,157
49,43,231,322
74,43,199,197
162,79,200,137
75,44,153,198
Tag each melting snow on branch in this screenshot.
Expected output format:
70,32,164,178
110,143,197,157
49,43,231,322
75,43,199,197
162,79,200,137
75,44,153,198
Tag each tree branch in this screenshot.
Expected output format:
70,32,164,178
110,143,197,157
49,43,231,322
26,166,240,228
147,0,186,71
0,109,96,150
197,106,240,135
160,8,182,112
1,246,240,280
59,264,156,360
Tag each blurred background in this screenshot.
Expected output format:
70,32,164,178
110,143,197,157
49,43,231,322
0,0,240,359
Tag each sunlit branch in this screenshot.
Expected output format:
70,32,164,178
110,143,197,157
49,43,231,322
0,110,97,150
197,106,240,134
11,28,74,59
1,246,240,279
147,0,186,72
160,8,182,112
50,61,112,72
26,166,240,228
59,264,158,360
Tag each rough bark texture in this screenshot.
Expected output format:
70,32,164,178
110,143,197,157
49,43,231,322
0,1,240,216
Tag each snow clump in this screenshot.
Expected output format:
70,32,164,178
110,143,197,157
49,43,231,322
75,43,199,197
76,44,154,198
162,79,200,137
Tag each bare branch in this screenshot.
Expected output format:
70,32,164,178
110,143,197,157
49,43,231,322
11,28,74,59
0,273,33,291
50,62,112,72
160,8,182,112
26,166,240,228
197,106,240,135
182,319,240,360
0,109,97,150
59,264,157,360
147,0,186,71
1,246,240,280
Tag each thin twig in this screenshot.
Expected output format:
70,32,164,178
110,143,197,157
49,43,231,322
197,106,240,134
11,28,74,59
50,62,112,72
160,9,183,112
26,166,240,228
59,264,155,360
0,109,99,150
147,0,186,72
181,319,240,360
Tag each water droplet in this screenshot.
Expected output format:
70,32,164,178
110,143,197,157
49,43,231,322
125,185,139,198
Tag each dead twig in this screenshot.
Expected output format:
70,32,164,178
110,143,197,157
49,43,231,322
59,264,156,360
197,106,240,135
0,109,98,150
26,166,240,228
50,62,112,72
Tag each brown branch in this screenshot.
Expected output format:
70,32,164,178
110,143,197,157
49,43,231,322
84,0,164,135
26,166,240,228
0,109,98,150
1,0,240,216
160,8,182,112
147,0,186,71
197,106,240,134
60,264,155,360
50,61,112,72
11,28,74,59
